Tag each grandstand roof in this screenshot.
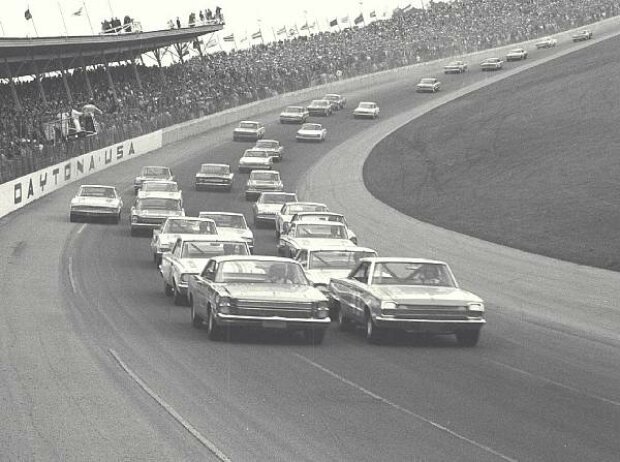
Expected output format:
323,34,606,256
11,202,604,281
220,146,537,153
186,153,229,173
0,23,224,79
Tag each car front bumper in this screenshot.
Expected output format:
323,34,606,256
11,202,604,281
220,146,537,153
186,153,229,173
71,207,120,217
195,177,232,189
374,316,485,333
215,313,331,329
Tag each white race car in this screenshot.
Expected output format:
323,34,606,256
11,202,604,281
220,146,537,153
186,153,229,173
238,148,275,173
137,180,182,203
506,48,528,61
69,185,123,223
252,191,298,227
198,212,254,252
416,78,441,93
277,221,353,258
443,60,468,73
274,201,329,238
233,120,265,141
279,106,309,124
535,37,557,49
296,123,327,142
150,216,218,266
353,102,380,119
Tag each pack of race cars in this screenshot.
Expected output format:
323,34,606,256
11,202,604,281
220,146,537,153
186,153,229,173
68,32,592,345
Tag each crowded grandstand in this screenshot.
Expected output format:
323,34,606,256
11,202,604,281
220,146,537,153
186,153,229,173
1,0,618,183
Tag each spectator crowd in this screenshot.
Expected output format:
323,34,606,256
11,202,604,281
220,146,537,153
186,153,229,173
1,0,618,182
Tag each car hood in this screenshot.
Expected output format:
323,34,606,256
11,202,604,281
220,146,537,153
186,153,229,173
257,204,284,214
281,111,302,117
135,209,183,217
234,128,258,132
240,157,270,164
220,283,325,302
176,258,211,273
216,228,253,240
288,238,352,248
306,268,351,285
196,173,232,178
297,129,322,135
158,233,216,246
248,180,280,187
138,192,181,200
370,285,482,305
71,197,120,207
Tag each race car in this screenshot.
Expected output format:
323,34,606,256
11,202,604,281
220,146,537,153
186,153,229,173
279,106,309,124
480,57,503,71
275,201,329,238
233,120,265,141
416,78,441,93
506,48,528,61
195,163,234,191
296,123,327,142
252,191,298,228
130,196,184,236
245,170,284,201
137,180,182,203
352,102,380,119
150,216,218,266
69,184,123,223
443,60,468,73
134,165,174,193
323,93,347,110
277,221,353,258
288,211,358,244
254,139,284,162
238,148,275,173
198,211,254,252
572,30,592,42
535,37,557,49
307,100,333,116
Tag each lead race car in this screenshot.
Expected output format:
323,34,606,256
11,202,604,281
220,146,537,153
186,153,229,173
198,212,254,252
150,216,218,265
329,258,485,345
352,102,380,119
443,60,468,73
188,256,330,343
505,47,528,61
69,185,123,223
277,221,354,258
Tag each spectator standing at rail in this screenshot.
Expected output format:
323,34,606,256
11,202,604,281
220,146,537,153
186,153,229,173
189,12,196,27
199,10,205,23
215,6,222,21
176,17,181,29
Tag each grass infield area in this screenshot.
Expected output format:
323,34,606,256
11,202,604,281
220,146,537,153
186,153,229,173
364,35,620,272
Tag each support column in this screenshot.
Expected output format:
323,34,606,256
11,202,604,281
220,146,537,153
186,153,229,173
130,58,143,91
80,57,94,100
4,60,23,112
59,60,74,106
32,61,48,106
102,57,119,101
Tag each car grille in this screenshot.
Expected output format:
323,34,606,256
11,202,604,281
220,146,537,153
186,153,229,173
137,216,167,225
231,300,314,318
72,206,117,213
386,304,474,320
197,178,230,184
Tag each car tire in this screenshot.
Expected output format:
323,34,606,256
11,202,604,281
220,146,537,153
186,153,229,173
336,305,354,331
130,227,138,237
173,281,185,306
164,279,173,296
456,329,480,347
113,213,121,224
303,328,326,345
365,310,384,344
191,300,203,328
69,213,77,223
206,307,224,341
245,193,251,201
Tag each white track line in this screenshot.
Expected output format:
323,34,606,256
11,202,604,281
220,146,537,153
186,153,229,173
109,349,232,462
68,257,77,294
77,223,87,234
488,359,620,407
294,353,517,462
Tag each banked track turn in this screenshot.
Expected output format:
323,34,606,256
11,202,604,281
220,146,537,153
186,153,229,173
1,24,619,462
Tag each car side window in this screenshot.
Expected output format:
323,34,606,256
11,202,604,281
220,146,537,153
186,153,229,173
295,250,308,267
201,261,216,280
171,240,181,256
351,262,370,283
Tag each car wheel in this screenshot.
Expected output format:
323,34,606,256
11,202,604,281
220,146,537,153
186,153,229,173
173,281,185,306
245,193,251,201
303,328,325,345
336,305,353,331
365,310,383,344
206,307,224,340
69,213,77,223
456,329,480,347
191,300,203,328
113,213,121,224
164,279,173,297
275,227,280,239
130,227,138,237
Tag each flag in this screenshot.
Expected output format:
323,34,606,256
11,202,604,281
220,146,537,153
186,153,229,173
341,15,349,23
309,22,316,30
251,30,262,39
300,22,309,30
370,10,376,18
223,33,235,42
354,13,364,25
240,35,248,42
72,7,83,16
206,40,218,48
289,27,297,36
24,9,32,20
276,26,286,35
329,18,337,27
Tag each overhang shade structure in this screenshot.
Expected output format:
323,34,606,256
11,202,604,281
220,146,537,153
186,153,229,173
0,23,224,79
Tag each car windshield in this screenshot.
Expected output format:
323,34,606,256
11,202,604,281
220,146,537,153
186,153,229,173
359,103,374,109
239,122,258,129
510,49,522,53
286,204,327,214
201,165,229,174
182,241,248,259
251,171,279,181
255,141,277,149
324,95,338,100
217,260,308,284
79,186,116,198
136,198,181,211
301,124,321,130
199,213,247,229
296,213,344,223
293,223,347,239
259,193,297,204
163,219,216,234
312,100,329,106
141,166,170,178
142,182,178,192
308,250,376,269
371,262,456,287
285,106,303,113
420,78,435,84
245,150,269,158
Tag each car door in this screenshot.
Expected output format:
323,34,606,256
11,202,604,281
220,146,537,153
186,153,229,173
167,240,183,286
161,239,179,283
342,262,371,323
195,260,217,317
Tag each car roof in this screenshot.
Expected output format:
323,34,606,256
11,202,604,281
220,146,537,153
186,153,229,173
358,257,448,265
301,123,323,128
199,211,244,218
211,255,301,263
176,236,246,244
250,169,279,175
142,165,170,170
293,220,346,227
310,99,329,103
358,101,376,105
259,191,296,196
142,179,177,184
138,191,180,197
256,139,278,143
200,163,229,168
79,184,116,189
293,211,343,218
239,120,260,124
163,216,214,224
305,245,376,253
324,93,341,97
285,201,327,208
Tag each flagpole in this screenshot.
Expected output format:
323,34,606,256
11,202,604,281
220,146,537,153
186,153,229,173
107,0,115,17
83,1,95,35
30,12,40,37
271,27,277,42
0,21,5,36
58,2,69,36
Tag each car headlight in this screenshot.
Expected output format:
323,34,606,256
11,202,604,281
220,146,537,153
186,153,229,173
179,273,190,284
467,302,485,312
381,301,397,310
131,215,138,223
350,236,358,245
313,301,330,318
217,296,232,314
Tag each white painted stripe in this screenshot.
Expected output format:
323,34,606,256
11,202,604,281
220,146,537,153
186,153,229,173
68,256,77,294
77,223,87,235
294,353,517,462
108,349,232,462
488,359,620,407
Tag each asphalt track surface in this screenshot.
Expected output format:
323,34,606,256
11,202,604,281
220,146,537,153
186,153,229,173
1,30,619,462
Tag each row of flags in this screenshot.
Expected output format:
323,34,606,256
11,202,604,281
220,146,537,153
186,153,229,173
24,6,85,21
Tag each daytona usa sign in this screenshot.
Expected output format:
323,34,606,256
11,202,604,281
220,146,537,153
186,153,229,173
0,130,162,218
